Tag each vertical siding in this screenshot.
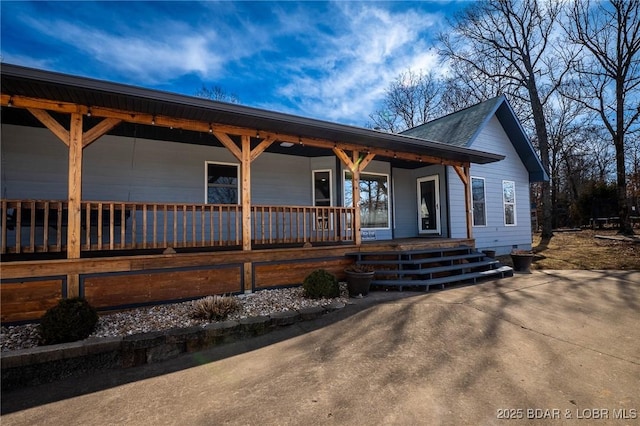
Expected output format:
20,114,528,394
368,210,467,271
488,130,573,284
458,116,533,254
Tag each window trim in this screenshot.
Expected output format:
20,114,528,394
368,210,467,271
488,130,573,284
312,169,333,231
204,161,240,205
312,169,333,207
343,169,391,230
471,176,487,227
502,180,517,226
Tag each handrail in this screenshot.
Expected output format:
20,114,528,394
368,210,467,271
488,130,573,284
1,200,355,255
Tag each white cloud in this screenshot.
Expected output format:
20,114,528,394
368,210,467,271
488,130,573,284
7,1,451,125
270,4,444,125
19,15,228,83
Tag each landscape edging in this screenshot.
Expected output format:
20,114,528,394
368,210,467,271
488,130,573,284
0,301,346,391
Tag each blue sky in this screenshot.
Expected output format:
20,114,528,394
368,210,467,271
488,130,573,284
1,1,465,126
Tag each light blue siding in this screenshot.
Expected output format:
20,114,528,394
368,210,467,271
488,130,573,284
393,165,448,238
450,115,533,254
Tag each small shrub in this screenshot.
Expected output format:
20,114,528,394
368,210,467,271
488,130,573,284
303,269,340,299
38,297,99,345
191,295,240,321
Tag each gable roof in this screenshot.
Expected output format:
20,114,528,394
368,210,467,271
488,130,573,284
402,95,549,181
0,63,504,167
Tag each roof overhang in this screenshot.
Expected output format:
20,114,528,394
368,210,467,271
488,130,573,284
1,63,504,166
494,98,549,182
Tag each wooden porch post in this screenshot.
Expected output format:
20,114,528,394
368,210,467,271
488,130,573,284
24,107,122,298
241,135,252,251
241,135,252,292
464,165,473,240
67,112,83,297
333,148,374,246
453,164,474,240
352,151,362,246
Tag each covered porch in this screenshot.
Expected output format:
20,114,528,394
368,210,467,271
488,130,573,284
1,64,503,322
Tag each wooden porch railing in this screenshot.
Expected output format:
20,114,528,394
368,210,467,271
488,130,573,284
251,205,354,245
1,200,355,255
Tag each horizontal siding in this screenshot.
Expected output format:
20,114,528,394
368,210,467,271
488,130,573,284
2,124,312,205
1,125,69,199
461,116,533,254
392,168,415,238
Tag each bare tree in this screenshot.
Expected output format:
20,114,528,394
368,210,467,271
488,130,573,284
439,0,570,239
562,0,640,235
195,85,240,104
368,70,443,133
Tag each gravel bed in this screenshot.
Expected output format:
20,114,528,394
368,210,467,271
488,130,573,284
1,285,349,353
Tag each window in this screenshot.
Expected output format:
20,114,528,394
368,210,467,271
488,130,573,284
313,170,332,207
313,170,332,230
471,177,486,226
344,171,389,229
502,180,516,226
206,162,239,204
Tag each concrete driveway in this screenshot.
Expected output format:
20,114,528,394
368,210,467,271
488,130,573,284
2,270,639,425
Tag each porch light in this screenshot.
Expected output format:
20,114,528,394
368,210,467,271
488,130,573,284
7,97,13,107
209,124,213,133
151,116,156,125
256,130,261,139
280,142,294,148
87,107,92,117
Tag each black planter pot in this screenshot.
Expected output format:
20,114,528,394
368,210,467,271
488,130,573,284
511,253,534,273
345,270,374,298
482,249,496,259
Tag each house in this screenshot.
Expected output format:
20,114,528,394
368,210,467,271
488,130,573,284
0,64,547,322
401,96,548,252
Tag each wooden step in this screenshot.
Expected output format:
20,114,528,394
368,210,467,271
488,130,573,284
371,266,514,291
357,252,485,266
373,259,501,277
346,245,473,260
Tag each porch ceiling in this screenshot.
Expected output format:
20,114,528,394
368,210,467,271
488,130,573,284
1,63,504,166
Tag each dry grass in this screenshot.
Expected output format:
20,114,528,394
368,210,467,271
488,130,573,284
499,229,640,270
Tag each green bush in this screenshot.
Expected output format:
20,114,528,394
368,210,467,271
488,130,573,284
303,269,340,299
191,295,240,321
38,297,99,345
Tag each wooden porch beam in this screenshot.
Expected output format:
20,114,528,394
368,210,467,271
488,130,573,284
83,117,122,147
250,136,276,162
27,108,70,146
453,165,468,185
333,147,356,172
3,93,466,167
4,94,85,114
358,152,376,172
212,131,243,162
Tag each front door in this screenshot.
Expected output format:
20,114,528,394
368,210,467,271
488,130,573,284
417,175,440,234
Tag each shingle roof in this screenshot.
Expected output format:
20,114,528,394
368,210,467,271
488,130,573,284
402,96,549,182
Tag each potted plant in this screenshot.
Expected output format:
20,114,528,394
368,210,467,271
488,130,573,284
510,249,535,273
344,264,375,298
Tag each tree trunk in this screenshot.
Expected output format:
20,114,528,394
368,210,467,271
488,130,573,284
529,84,553,239
616,79,634,235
